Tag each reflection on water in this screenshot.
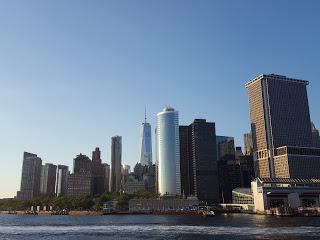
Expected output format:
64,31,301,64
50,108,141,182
0,214,319,240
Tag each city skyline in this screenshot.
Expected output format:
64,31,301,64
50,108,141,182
1,1,320,199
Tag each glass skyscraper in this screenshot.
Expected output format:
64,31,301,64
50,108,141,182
140,110,152,166
156,107,181,195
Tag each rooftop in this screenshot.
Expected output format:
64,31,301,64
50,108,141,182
245,74,309,88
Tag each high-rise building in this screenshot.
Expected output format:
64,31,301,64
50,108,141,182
55,165,69,197
102,163,110,192
67,154,92,197
246,74,320,178
91,147,105,195
180,120,220,204
110,136,122,192
156,107,181,195
40,163,57,196
244,132,253,156
74,153,92,175
216,136,235,161
140,108,152,166
17,152,42,200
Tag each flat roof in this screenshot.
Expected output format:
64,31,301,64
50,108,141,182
245,74,309,88
257,178,320,184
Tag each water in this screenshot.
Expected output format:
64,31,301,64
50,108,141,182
0,214,319,240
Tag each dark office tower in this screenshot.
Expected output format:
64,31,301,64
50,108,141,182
216,136,236,203
180,119,220,204
40,163,57,196
179,126,191,197
55,165,69,196
91,147,105,195
102,163,110,192
110,136,122,192
216,136,235,161
74,153,91,174
17,152,42,200
244,133,253,156
246,74,320,179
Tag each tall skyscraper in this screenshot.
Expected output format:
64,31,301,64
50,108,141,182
40,163,57,196
140,108,152,166
110,136,122,192
56,165,69,197
156,107,181,195
246,74,320,179
180,120,220,204
17,152,42,200
311,122,320,148
92,147,105,195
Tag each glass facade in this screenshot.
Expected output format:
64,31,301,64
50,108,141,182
156,107,181,195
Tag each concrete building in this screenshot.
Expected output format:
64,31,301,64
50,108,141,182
67,173,92,197
67,154,93,197
55,165,69,196
252,178,320,212
244,132,253,156
110,136,122,192
180,119,220,204
156,107,181,196
17,152,42,200
140,108,152,166
40,163,57,196
123,174,145,194
246,74,320,179
311,122,320,148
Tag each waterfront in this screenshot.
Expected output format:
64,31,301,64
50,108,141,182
0,214,320,240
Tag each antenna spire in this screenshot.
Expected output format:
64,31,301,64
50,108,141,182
144,105,147,123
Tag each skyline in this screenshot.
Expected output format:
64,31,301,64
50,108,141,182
1,0,320,198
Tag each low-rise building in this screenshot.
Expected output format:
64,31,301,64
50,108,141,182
252,178,320,212
129,196,199,213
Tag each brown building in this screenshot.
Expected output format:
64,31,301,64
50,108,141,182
91,147,106,195
246,74,320,179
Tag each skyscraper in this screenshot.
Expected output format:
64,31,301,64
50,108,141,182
140,108,152,166
92,147,105,195
56,165,69,197
40,163,57,196
102,163,110,192
246,74,320,178
156,107,181,195
67,154,92,197
110,136,122,192
17,152,42,200
244,132,253,156
311,122,320,148
180,120,220,204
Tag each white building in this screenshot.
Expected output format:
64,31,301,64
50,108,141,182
156,107,181,195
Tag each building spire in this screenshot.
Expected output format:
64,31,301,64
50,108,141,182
144,105,147,123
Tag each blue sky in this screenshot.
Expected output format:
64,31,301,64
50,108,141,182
1,0,319,198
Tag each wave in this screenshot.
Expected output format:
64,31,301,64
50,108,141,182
0,225,320,236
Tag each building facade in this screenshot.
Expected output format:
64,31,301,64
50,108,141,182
17,152,42,200
91,147,105,195
102,163,110,192
180,119,220,204
156,107,181,195
40,163,57,196
56,165,69,197
246,74,320,179
110,136,122,192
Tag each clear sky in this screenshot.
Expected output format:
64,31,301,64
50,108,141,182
1,0,319,198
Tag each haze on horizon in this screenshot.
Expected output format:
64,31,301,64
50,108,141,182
1,0,319,198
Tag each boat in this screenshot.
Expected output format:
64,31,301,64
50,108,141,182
202,210,215,217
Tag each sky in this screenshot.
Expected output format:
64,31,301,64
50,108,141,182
0,0,319,198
